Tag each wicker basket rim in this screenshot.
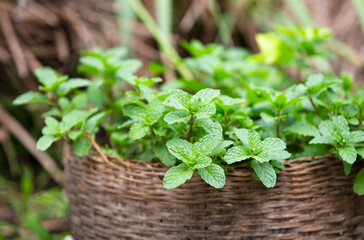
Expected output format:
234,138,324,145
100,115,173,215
80,148,335,171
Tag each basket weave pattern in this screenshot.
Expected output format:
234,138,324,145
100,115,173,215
64,147,364,240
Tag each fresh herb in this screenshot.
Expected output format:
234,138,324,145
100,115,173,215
14,26,364,192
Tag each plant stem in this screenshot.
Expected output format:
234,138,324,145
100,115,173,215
187,114,194,142
224,111,230,131
358,109,363,130
276,110,281,138
85,131,109,163
308,93,320,116
149,125,156,137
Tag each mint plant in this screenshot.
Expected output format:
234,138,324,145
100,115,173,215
225,129,289,187
13,26,364,193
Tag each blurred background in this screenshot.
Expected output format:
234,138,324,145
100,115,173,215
0,0,364,238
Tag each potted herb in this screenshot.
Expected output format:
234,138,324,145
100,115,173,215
14,26,364,239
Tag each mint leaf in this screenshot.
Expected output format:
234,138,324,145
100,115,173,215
123,103,145,121
211,140,233,155
153,144,176,166
262,138,286,151
357,148,364,159
13,92,52,105
343,161,352,176
309,135,335,144
193,156,212,169
190,88,220,108
164,111,190,124
166,139,193,164
247,130,263,153
194,103,216,118
217,95,244,111
86,111,109,133
224,146,251,164
234,128,249,145
198,163,226,188
129,122,149,140
198,118,222,137
333,116,350,140
163,89,191,110
139,84,156,102
60,109,96,133
144,100,165,125
57,78,90,96
192,134,220,158
251,160,276,188
73,137,92,157
338,146,357,164
348,131,364,143
354,168,364,195
285,122,320,137
36,135,60,151
35,67,67,92
254,151,270,162
163,163,194,189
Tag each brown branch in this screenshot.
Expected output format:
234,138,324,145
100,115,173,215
0,105,64,185
84,131,108,163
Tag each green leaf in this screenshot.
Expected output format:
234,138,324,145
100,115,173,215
129,122,149,140
163,163,194,189
163,89,191,110
192,134,220,158
68,129,82,141
60,109,96,133
139,84,156,102
354,168,364,195
123,103,146,121
211,140,233,155
79,56,104,74
318,120,335,136
36,135,60,151
190,88,220,109
262,137,286,151
247,130,263,153
338,146,357,164
309,135,335,145
348,131,364,143
87,79,107,107
224,146,251,164
285,122,320,137
234,128,249,145
153,144,176,166
357,148,364,159
144,100,165,125
198,163,226,188
333,115,350,140
164,111,191,124
198,118,222,137
193,156,212,169
35,67,62,88
254,151,270,162
57,78,90,96
85,111,110,133
194,103,216,118
268,150,291,161
251,160,276,188
343,161,352,176
13,91,52,105
217,95,244,110
166,139,193,164
73,138,92,157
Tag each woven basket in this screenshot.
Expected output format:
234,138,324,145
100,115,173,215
64,146,364,240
